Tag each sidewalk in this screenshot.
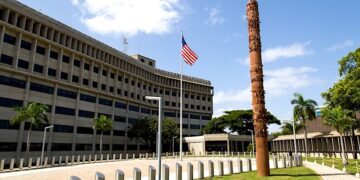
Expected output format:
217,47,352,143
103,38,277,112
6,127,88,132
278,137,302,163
304,161,358,180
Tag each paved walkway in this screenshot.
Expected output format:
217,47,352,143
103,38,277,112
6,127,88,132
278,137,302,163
0,157,261,180
304,161,358,180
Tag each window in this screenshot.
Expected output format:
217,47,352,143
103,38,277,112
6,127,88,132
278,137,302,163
55,106,75,116
50,51,58,59
3,34,16,45
128,118,138,125
17,59,29,69
93,66,99,73
159,90,163,94
208,97,211,102
191,95,194,99
0,119,19,129
141,108,150,114
115,102,127,109
197,96,200,100
101,84,106,90
165,101,170,106
131,80,135,86
96,129,110,135
124,78,128,84
47,68,56,77
201,115,211,120
53,124,73,133
73,59,80,67
130,93,134,98
102,70,107,76
96,144,109,150
84,63,90,70
124,91,128,97
0,54,13,65
196,105,200,110
208,107,211,111
110,73,115,79
191,105,194,109
92,81,98,88
164,112,176,117
72,75,79,83
76,144,92,151
117,75,122,82
77,126,93,134
20,40,32,50
172,92,177,96
149,61,153,66
202,96,206,101
99,98,112,106
78,110,95,118
190,124,201,129
51,143,72,151
128,105,139,112
30,82,54,94
137,82,141,88
172,102,176,107
62,55,70,63
83,78,89,86
190,114,200,119
117,89,121,95
80,94,96,103
154,88,157,93
113,130,125,136
57,88,77,99
165,91,170,95
185,104,188,108
0,75,26,89
127,145,137,150
185,94,189,98
113,144,124,150
0,97,23,108
60,72,68,80
33,64,43,73
114,116,126,122
0,143,17,152
36,46,45,55
109,86,114,93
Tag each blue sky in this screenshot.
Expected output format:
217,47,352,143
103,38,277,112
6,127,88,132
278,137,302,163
18,0,360,132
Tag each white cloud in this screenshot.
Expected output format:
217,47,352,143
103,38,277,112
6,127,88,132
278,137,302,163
328,39,354,51
70,0,182,37
214,66,319,105
241,42,312,65
204,7,225,26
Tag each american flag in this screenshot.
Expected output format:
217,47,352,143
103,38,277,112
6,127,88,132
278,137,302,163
181,35,198,65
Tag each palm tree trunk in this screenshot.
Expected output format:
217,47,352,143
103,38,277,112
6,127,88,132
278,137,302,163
340,134,347,167
100,131,103,155
304,124,308,158
25,123,33,161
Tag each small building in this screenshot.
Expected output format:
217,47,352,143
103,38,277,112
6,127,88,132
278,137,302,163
184,134,275,155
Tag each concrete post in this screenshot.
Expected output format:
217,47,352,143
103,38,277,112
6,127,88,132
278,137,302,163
95,172,105,180
133,167,141,180
113,154,116,161
187,162,193,180
36,157,40,167
89,155,92,163
119,153,122,160
273,157,278,169
0,159,4,171
208,160,214,177
19,158,24,169
100,154,103,161
198,161,204,179
228,160,233,174
71,155,75,164
94,155,97,162
9,158,14,170
133,153,135,160
162,164,169,180
59,156,63,165
149,165,156,180
65,156,69,165
77,155,80,163
289,156,293,167
82,155,86,163
106,154,109,161
243,152,246,158
44,157,48,167
28,157,32,168
176,163,182,180
52,157,56,165
218,151,221,157
166,152,168,158
218,161,224,176
116,169,125,180
247,159,252,171
238,152,240,158
146,153,148,160
153,152,155,159
126,153,129,160
282,156,286,168
232,152,234,158
237,159,243,173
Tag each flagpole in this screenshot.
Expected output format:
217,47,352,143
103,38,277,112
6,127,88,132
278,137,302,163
179,31,183,161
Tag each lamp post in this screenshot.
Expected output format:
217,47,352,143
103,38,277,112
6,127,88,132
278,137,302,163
172,136,177,155
41,125,53,166
249,130,255,158
145,96,162,180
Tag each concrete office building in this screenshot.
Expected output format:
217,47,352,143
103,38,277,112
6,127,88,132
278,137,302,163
0,0,213,160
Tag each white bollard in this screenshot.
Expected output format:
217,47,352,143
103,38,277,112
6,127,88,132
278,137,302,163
113,154,116,161
289,156,293,167
52,157,56,166
133,153,135,160
208,160,214,177
176,163,182,180
126,153,129,160
274,157,278,169
149,165,156,180
94,155,97,162
162,164,169,180
36,157,40,167
106,154,109,161
119,153,122,160
88,155,92,163
100,154,103,161
82,155,86,163
28,158,32,168
187,162,193,180
146,153,148,160
59,156,63,165
198,161,204,179
44,157,48,167
9,158,14,170
77,155,80,163
133,167,141,180
218,161,224,176
228,160,233,174
0,159,4,171
71,155,75,164
19,158,24,169
65,156,69,165
247,159,252,171
282,156,286,168
95,172,105,180
116,169,125,180
237,159,243,173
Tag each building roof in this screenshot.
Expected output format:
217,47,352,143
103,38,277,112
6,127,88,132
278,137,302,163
184,134,275,143
273,130,360,141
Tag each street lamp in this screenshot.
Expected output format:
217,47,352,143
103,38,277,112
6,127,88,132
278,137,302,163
41,125,53,166
249,129,255,158
145,96,162,180
172,136,177,155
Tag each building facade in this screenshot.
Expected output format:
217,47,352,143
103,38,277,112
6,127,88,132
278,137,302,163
0,0,213,160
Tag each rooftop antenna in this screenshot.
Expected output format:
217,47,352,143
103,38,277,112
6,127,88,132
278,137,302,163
123,36,128,54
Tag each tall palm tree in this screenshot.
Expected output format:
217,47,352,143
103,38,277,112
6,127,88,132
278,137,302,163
11,102,49,159
94,115,113,155
291,93,317,157
321,106,354,171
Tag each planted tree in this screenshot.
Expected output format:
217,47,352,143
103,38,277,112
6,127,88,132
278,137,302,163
291,93,317,157
11,102,49,159
94,115,113,154
272,119,303,137
321,106,355,168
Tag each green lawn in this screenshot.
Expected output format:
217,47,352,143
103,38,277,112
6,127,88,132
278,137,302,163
203,166,320,180
305,156,360,175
